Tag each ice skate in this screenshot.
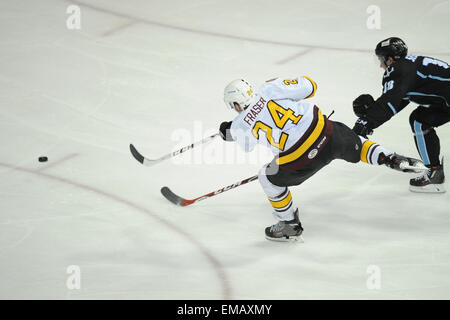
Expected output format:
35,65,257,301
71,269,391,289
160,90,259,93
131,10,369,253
265,208,304,242
378,152,426,173
409,161,445,193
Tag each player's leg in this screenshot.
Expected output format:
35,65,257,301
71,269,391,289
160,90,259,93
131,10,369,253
258,164,303,242
409,106,449,166
258,121,389,242
358,136,423,171
259,164,296,221
258,142,335,242
331,121,389,165
331,121,423,171
409,106,449,192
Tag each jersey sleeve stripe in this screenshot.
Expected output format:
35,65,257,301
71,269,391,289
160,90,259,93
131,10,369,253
302,75,317,99
387,102,398,114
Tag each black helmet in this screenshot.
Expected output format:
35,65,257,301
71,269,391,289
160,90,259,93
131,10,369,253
375,37,408,62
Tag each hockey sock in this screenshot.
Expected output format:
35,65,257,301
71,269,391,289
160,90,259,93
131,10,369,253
258,164,296,221
269,188,295,221
412,122,440,166
359,136,392,165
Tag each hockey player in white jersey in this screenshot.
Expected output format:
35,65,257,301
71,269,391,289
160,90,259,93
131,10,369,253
220,77,423,242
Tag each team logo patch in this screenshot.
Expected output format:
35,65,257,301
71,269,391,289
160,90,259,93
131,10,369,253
308,149,318,159
384,66,394,78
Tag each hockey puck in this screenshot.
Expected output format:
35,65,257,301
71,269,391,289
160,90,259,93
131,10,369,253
38,156,48,162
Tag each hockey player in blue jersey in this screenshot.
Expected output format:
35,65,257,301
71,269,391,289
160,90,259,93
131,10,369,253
352,37,449,193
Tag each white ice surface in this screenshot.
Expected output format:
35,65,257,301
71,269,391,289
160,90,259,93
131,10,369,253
0,0,449,299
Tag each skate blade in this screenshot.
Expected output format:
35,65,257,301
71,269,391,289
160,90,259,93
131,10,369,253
265,234,304,243
400,162,428,173
409,184,446,193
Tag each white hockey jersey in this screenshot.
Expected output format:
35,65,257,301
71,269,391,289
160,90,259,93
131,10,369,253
230,75,331,168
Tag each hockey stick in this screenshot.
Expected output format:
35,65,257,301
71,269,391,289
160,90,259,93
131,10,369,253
130,133,220,166
161,175,258,206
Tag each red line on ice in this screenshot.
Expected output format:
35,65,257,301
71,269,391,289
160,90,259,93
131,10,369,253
70,0,450,57
0,161,232,299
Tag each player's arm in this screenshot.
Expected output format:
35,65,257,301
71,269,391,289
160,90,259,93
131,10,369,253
299,75,317,99
220,120,256,152
371,70,412,125
219,121,234,141
263,75,317,101
352,64,413,135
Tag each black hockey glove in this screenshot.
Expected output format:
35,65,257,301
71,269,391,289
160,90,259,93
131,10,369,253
352,118,374,138
219,121,234,141
353,94,375,118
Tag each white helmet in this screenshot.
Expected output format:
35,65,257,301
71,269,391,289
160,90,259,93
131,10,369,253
223,79,255,112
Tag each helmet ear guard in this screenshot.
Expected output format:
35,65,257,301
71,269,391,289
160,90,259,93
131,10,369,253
223,79,255,112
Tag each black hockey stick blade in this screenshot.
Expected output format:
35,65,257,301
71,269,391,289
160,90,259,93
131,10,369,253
129,144,144,164
161,187,185,206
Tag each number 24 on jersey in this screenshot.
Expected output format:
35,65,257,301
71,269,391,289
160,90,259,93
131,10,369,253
252,101,302,151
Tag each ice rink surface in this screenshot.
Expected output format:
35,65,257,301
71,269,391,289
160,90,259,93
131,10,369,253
0,0,449,299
